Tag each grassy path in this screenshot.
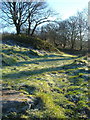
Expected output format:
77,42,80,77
2,44,89,120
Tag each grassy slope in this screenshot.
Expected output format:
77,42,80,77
2,44,89,120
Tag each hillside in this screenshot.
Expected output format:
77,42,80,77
1,42,90,120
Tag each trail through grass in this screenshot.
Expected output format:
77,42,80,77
2,44,89,120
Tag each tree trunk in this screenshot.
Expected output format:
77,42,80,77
27,17,31,35
27,23,31,35
63,43,66,48
80,40,82,50
30,24,37,36
71,40,75,50
16,25,20,35
79,32,83,51
63,38,66,48
71,37,76,50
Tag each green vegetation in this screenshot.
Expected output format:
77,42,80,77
2,43,89,120
2,34,60,52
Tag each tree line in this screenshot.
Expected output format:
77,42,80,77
39,10,88,50
1,1,88,50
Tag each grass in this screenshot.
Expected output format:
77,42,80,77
2,44,89,120
2,34,60,52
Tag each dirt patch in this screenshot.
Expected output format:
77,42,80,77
2,89,34,114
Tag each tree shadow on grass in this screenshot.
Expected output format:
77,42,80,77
3,62,87,79
3,48,82,67
17,56,78,66
2,49,39,58
2,100,28,113
2,100,31,120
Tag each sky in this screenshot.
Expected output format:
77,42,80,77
47,0,89,19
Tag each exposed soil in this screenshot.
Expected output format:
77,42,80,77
2,89,34,114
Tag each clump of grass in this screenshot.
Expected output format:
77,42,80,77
20,115,29,119
2,53,17,66
35,92,66,119
51,86,62,93
68,75,79,80
52,92,75,109
51,71,58,74
58,70,65,73
30,80,51,93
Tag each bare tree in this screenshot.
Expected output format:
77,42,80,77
76,11,87,50
1,1,54,35
57,20,70,48
67,16,78,49
1,2,29,34
40,23,59,46
39,11,87,50
22,2,56,36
